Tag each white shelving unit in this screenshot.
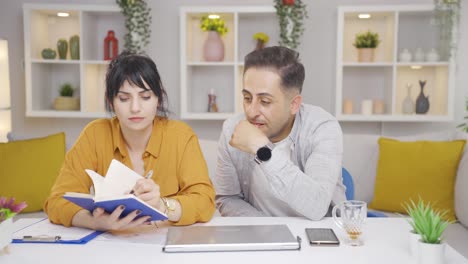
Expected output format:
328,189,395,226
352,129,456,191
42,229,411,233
335,5,455,122
180,6,278,120
23,4,125,118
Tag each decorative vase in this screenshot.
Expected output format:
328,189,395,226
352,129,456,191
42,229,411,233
414,47,425,62
41,48,56,59
104,30,118,60
0,218,13,254
357,48,375,62
402,83,415,114
57,39,68,59
69,35,80,60
255,40,265,51
207,88,219,112
418,240,446,264
415,80,430,114
399,48,412,62
425,48,439,62
53,96,80,111
203,31,224,62
282,0,295,5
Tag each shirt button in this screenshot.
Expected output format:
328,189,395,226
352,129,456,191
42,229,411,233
144,153,149,157
243,181,247,185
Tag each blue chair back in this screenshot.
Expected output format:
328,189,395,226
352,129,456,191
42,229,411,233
341,167,355,200
341,167,386,218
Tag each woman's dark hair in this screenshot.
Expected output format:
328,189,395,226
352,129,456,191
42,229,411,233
244,46,305,94
105,51,169,118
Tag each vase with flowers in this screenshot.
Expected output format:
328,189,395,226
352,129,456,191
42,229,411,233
200,15,228,61
253,32,270,51
0,197,27,253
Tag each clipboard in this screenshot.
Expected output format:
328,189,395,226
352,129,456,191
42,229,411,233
12,218,103,244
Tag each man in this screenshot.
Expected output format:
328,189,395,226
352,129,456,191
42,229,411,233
214,46,346,220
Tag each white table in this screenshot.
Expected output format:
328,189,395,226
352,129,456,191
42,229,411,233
1,217,467,264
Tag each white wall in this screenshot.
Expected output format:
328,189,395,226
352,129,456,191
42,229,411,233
0,0,467,148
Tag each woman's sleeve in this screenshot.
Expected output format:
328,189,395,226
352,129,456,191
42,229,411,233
171,134,216,225
43,127,97,227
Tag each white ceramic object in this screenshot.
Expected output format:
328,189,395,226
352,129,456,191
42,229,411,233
414,48,425,62
425,48,440,62
418,240,446,264
409,231,420,260
399,48,412,62
361,100,373,115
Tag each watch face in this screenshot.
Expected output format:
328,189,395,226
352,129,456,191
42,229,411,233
257,146,272,161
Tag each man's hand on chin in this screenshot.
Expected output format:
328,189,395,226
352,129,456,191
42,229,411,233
229,120,270,154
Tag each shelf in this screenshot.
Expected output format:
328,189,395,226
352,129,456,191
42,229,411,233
180,6,275,120
343,62,393,67
181,112,236,120
336,5,455,122
337,114,452,122
187,61,236,66
31,59,80,64
25,110,108,118
24,3,124,118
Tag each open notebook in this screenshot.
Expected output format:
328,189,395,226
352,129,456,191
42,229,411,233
163,224,301,252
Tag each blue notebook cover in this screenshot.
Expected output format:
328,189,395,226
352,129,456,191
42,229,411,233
64,194,168,221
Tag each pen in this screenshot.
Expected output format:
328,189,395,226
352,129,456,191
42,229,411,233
23,235,61,242
130,170,153,195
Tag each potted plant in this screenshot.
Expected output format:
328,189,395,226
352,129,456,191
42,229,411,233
274,0,308,50
253,32,269,50
457,97,468,132
404,199,451,264
353,30,380,62
116,0,151,54
200,15,228,61
53,83,80,111
0,197,27,253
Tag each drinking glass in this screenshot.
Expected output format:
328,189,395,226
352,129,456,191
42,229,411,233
332,200,367,246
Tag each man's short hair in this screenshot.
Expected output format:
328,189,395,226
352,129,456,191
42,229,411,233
244,46,305,94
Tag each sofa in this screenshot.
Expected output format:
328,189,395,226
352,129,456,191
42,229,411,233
200,131,468,258
341,131,468,258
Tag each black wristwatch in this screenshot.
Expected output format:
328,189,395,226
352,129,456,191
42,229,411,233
254,142,275,164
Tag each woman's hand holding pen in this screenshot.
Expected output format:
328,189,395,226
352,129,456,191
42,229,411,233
130,170,164,211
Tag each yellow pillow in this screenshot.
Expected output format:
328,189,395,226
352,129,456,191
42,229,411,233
369,137,466,222
0,133,65,212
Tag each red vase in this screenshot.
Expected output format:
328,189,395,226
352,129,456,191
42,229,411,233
104,30,118,60
282,0,295,6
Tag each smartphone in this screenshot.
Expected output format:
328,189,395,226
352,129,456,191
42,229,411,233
305,228,340,246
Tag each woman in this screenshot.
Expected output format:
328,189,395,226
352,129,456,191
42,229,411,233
44,52,215,230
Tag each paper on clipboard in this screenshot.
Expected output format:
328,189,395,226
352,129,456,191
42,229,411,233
12,218,103,244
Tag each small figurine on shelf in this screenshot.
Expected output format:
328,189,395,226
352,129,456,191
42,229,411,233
104,30,118,60
57,39,68,59
402,83,415,114
207,88,219,112
415,80,430,114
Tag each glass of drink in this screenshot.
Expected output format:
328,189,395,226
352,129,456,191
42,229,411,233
332,200,367,246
